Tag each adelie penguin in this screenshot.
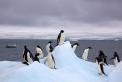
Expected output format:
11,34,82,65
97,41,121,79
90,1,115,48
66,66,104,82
34,45,44,63
98,50,108,65
110,52,120,66
82,47,92,60
46,41,53,54
22,45,34,65
45,49,56,69
71,43,79,52
57,30,65,45
95,57,107,76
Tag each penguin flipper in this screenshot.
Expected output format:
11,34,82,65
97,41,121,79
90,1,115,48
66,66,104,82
34,57,40,63
52,55,55,64
109,57,114,61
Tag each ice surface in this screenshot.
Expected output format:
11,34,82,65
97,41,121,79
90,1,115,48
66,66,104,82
0,41,121,82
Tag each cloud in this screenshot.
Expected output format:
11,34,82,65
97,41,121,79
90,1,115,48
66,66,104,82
0,0,122,27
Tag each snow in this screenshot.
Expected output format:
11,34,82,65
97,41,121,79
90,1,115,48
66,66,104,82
109,62,122,82
0,41,121,82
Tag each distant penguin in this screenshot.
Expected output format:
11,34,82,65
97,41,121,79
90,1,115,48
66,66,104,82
98,50,108,65
95,57,107,76
57,30,65,45
110,52,120,66
71,43,79,52
22,45,34,65
46,41,53,54
82,47,92,60
34,45,44,63
45,49,56,69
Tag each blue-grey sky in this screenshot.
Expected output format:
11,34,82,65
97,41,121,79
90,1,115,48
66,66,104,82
0,0,122,27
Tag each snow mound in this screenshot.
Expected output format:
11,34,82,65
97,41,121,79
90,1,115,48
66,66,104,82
0,41,121,82
109,61,122,82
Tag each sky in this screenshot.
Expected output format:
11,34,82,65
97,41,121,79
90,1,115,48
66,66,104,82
0,0,122,39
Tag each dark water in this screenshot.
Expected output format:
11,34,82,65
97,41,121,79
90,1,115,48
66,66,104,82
0,39,122,64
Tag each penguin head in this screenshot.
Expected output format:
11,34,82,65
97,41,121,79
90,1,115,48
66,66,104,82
60,30,64,33
88,47,92,49
24,45,27,50
99,50,104,54
37,45,41,48
48,41,52,44
99,50,106,57
74,43,80,46
114,52,118,57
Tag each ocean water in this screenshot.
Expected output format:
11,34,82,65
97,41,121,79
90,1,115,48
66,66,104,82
0,39,121,64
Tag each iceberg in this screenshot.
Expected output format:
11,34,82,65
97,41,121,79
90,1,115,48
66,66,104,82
0,41,121,82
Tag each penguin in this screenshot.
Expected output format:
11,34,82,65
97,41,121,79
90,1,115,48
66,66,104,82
46,41,53,54
57,30,65,45
95,57,107,76
22,45,34,65
71,43,79,52
98,50,108,65
34,45,44,63
82,47,92,60
110,52,120,66
45,49,56,69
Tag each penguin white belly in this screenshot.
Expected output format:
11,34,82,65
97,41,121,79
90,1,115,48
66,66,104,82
73,45,77,51
36,48,43,58
47,55,55,69
27,52,33,64
96,61,102,74
46,44,50,53
114,57,118,66
82,49,89,60
59,33,65,45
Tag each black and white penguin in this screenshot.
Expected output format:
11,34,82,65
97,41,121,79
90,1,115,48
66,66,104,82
22,45,34,65
110,52,120,66
82,47,92,60
45,49,56,69
98,50,108,65
57,30,65,45
71,43,79,52
95,57,107,76
46,41,53,54
34,45,44,63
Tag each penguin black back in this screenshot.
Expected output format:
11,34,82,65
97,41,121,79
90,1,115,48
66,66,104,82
98,50,108,65
57,30,64,45
49,41,53,51
110,52,120,62
114,52,120,62
23,45,34,64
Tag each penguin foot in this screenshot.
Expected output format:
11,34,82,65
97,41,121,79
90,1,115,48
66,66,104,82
98,73,108,76
54,66,57,69
103,73,108,76
22,62,29,65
